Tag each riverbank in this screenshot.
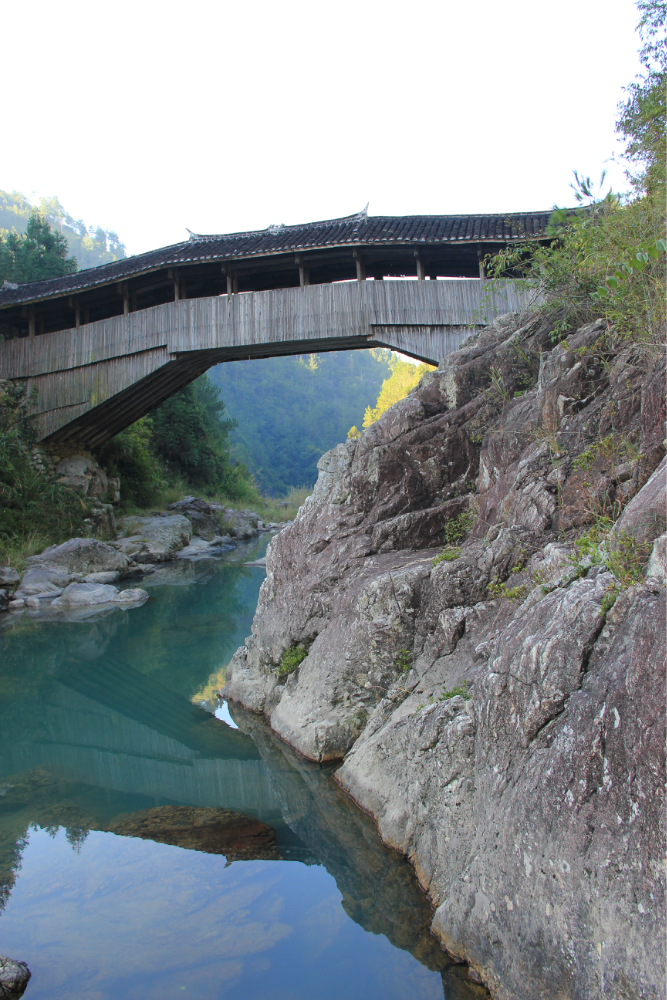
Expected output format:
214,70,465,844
222,309,667,999
0,493,292,617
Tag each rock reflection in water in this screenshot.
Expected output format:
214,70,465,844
229,705,490,999
0,544,488,999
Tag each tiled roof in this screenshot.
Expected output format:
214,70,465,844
0,209,553,307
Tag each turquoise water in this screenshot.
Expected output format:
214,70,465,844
0,538,484,1000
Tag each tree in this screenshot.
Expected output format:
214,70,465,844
359,357,435,430
0,190,127,271
0,213,77,284
616,0,666,198
149,374,254,498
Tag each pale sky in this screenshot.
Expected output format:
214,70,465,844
0,0,643,257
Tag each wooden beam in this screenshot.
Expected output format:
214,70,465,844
118,282,130,315
414,250,425,282
295,255,310,288
477,248,486,280
169,268,180,301
69,295,81,328
222,267,235,296
28,307,35,339
353,249,366,282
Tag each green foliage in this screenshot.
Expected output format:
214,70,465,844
444,510,476,545
209,350,393,495
0,214,77,284
482,365,512,407
276,643,309,678
616,0,666,199
98,417,165,508
0,382,91,555
439,679,468,701
484,7,665,345
0,190,126,271
571,516,653,588
487,580,528,602
396,649,412,673
431,547,461,567
572,433,639,472
360,355,436,429
600,584,621,616
100,375,258,508
150,375,252,498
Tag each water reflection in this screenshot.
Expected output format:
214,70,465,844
0,542,487,999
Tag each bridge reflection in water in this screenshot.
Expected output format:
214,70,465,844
0,577,486,998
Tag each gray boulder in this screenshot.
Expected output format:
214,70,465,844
115,514,192,562
15,565,74,598
0,955,31,998
52,582,120,607
212,505,260,539
110,588,148,604
0,589,7,612
166,496,222,541
0,567,20,588
84,571,120,584
27,538,133,576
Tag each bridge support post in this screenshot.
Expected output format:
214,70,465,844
414,250,425,281
296,255,310,287
353,250,366,282
69,296,80,328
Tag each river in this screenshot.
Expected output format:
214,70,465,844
0,536,485,1000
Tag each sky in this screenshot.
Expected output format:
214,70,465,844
0,0,644,257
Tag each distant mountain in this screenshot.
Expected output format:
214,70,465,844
0,190,126,271
208,350,393,495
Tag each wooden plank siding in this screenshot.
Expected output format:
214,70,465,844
0,279,539,449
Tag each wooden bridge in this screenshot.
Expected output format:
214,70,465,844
0,210,549,449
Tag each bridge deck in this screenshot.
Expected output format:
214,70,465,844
0,278,538,449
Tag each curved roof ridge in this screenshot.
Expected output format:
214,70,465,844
0,208,560,308
187,206,369,242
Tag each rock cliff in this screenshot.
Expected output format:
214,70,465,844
224,309,666,1000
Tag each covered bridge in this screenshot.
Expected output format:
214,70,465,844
0,209,551,448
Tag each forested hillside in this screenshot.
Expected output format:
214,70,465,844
0,190,126,272
208,350,394,495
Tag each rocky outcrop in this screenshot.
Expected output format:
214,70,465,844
224,311,666,1000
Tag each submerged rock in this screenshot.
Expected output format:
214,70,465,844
223,311,666,1000
0,955,31,999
